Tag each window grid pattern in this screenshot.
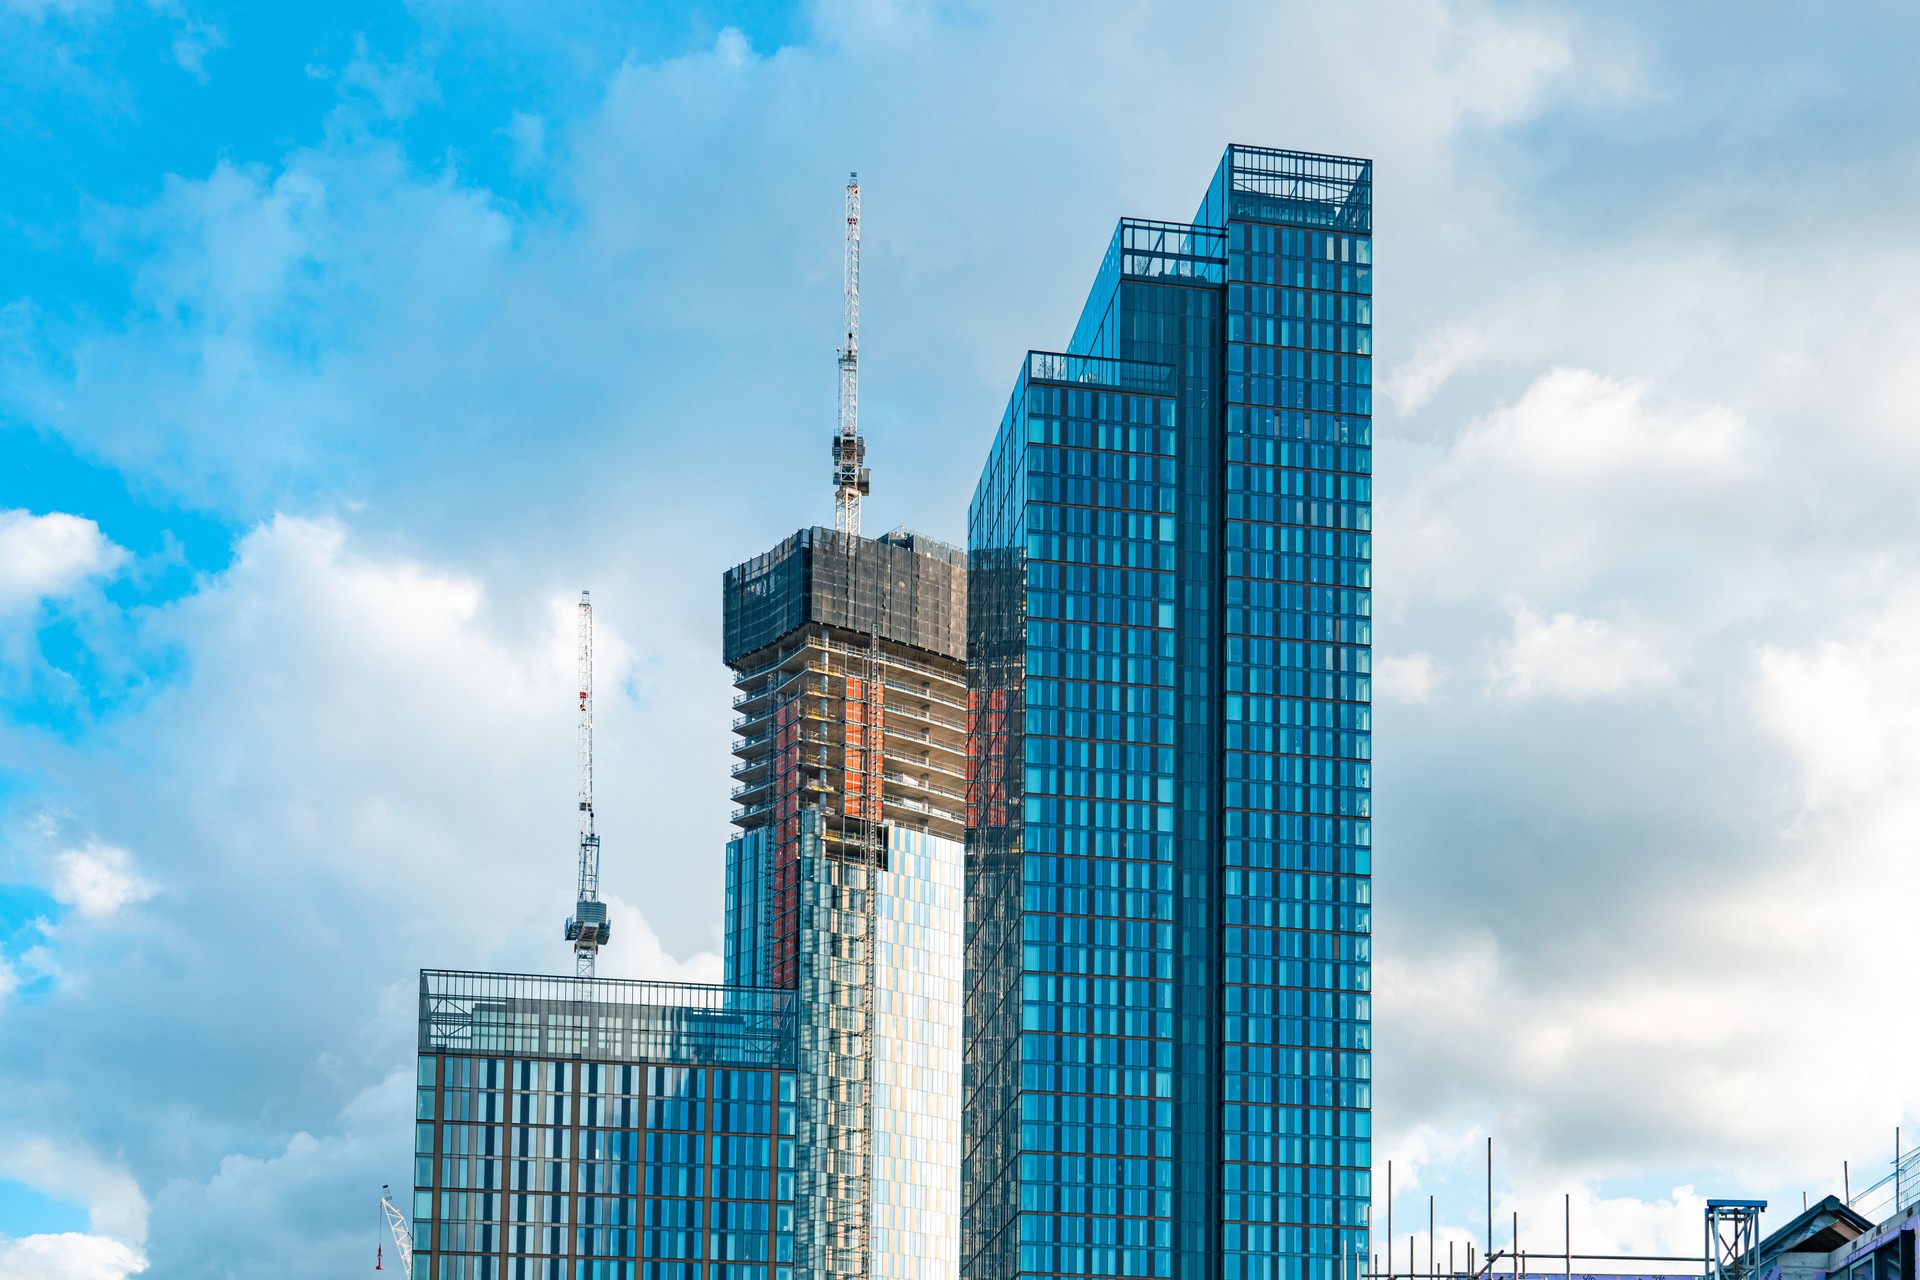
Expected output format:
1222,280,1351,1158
414,1056,796,1280
1218,216,1373,1280
1105,269,1223,1280
966,144,1373,1280
868,828,966,1280
963,391,1032,1280
779,817,966,1280
967,370,1183,1280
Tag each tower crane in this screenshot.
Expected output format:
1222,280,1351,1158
831,173,869,534
563,590,608,976
376,1185,412,1277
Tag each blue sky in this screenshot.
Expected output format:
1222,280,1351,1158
7,1,1920,1276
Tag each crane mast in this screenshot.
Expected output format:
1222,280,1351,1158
832,173,868,534
564,590,608,975
379,1185,413,1278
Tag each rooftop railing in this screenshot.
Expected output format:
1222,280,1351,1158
418,969,795,1067
1025,351,1176,395
1203,144,1372,234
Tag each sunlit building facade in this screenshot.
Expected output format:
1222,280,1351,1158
724,525,969,1280
965,145,1375,1280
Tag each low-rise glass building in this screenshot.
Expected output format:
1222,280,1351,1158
412,972,797,1280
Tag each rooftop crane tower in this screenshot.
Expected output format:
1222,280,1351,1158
831,173,868,534
563,590,608,975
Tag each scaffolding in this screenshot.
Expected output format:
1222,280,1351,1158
1363,1144,1729,1280
723,526,966,666
1705,1202,1767,1280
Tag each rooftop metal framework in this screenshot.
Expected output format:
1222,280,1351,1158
1115,217,1228,280
1705,1202,1767,1280
418,969,796,1066
1198,143,1373,233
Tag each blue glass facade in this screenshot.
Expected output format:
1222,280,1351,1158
965,145,1373,1280
413,971,798,1280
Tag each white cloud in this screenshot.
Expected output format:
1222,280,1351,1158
50,844,157,919
1384,369,1756,615
0,511,127,611
1385,326,1489,415
1754,639,1888,809
1376,653,1442,704
0,512,729,1273
1752,592,1920,810
503,111,545,172
597,895,723,985
713,26,752,68
169,18,226,84
0,1234,147,1280
0,1138,149,1253
144,1066,414,1275
1437,7,1575,126
1491,605,1672,700
1458,367,1745,482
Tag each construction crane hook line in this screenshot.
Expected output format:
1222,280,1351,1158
832,172,868,535
564,590,608,975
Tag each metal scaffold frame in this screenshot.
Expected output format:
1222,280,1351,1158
1705,1201,1766,1280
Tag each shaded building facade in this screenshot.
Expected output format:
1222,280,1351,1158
965,145,1374,1280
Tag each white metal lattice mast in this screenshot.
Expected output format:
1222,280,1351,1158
379,1185,413,1278
832,173,868,534
564,590,608,976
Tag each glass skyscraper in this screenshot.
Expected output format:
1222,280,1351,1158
964,145,1374,1280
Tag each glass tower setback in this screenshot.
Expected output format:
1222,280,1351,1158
964,145,1373,1280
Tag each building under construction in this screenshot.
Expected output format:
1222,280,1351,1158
715,170,966,1280
721,524,967,982
719,526,967,1280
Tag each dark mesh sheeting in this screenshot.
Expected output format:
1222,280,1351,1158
723,526,967,665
